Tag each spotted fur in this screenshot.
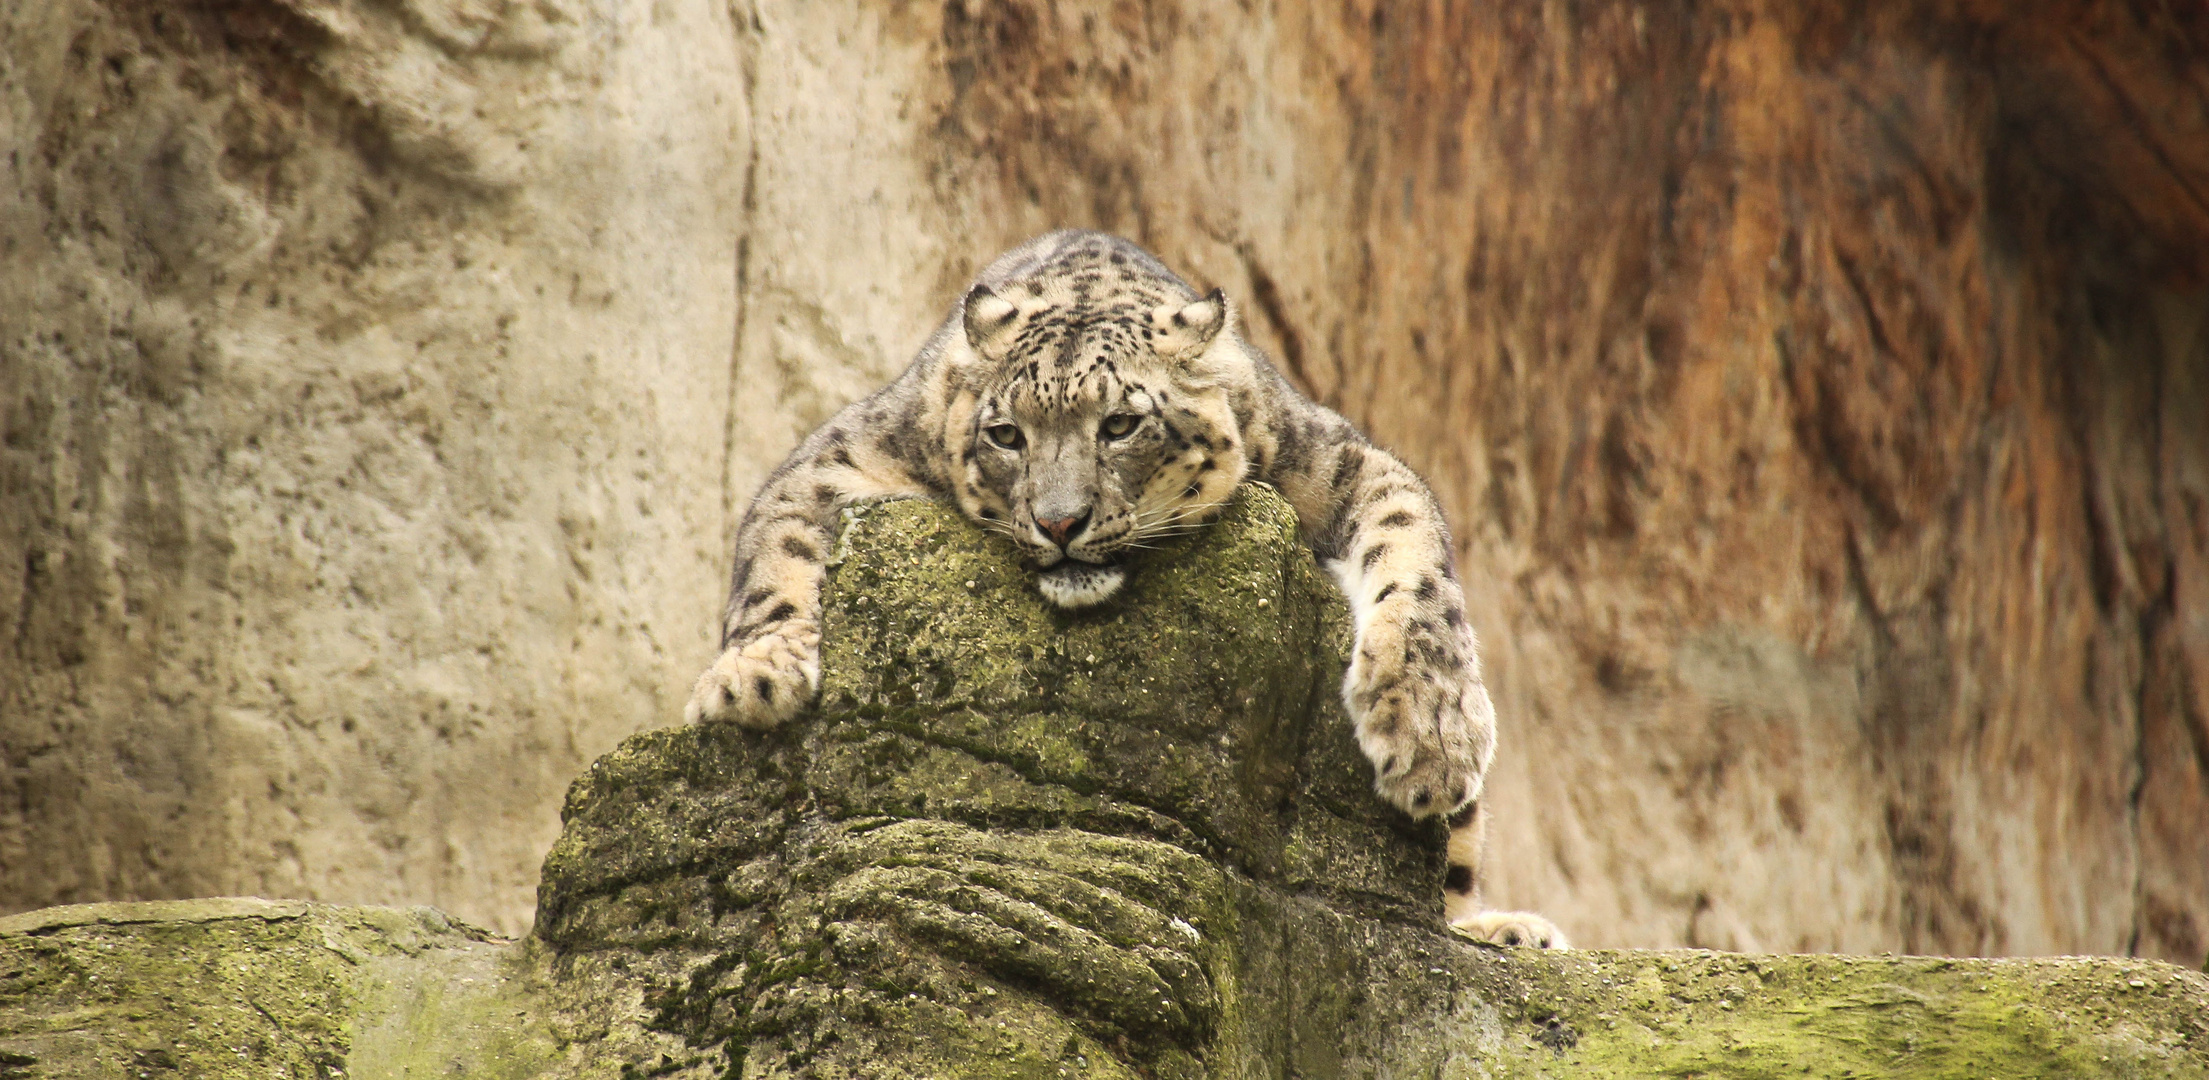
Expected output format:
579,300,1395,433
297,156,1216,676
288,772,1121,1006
686,230,1564,948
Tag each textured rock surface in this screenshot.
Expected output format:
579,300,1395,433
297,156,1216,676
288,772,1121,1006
535,486,1432,1076
0,897,518,1077
0,0,745,936
2,494,2205,1078
5,0,2207,966
5,898,2207,1079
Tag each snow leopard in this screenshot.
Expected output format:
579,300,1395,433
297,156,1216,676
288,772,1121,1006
685,230,1566,948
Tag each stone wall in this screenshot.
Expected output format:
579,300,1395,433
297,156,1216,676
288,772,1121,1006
4,0,2206,961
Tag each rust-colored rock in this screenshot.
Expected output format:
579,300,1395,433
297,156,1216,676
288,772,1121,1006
903,0,2209,964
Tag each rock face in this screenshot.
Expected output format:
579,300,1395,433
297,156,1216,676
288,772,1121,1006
0,0,746,936
4,0,2207,966
2,493,2205,1078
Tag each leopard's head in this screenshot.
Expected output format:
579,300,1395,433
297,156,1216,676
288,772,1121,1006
950,236,1252,608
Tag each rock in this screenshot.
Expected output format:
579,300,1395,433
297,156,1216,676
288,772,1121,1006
0,898,524,1078
10,901,2207,1079
0,0,747,937
536,486,1439,1076
4,491,2206,1076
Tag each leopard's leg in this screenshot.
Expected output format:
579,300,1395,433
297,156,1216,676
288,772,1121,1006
686,419,929,728
1300,442,1495,818
684,502,829,729
1267,429,1566,946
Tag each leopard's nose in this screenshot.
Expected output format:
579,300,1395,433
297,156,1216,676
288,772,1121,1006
1036,510,1090,547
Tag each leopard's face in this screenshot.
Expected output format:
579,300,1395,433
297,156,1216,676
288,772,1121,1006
953,278,1249,608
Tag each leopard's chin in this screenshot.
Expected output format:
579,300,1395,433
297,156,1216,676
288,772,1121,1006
1036,561,1127,609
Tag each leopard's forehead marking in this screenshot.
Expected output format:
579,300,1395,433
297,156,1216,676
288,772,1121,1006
987,240,1190,417
997,319,1144,414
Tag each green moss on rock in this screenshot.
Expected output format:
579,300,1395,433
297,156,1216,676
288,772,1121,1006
0,898,515,1079
534,487,1444,1078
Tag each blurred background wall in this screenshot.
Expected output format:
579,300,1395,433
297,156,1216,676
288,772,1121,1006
2,0,2204,961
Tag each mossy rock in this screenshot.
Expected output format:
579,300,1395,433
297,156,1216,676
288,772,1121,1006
535,486,1449,1077
3,487,2205,1078
0,898,562,1078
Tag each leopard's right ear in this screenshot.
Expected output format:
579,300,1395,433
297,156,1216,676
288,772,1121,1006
963,285,1020,358
1152,288,1227,359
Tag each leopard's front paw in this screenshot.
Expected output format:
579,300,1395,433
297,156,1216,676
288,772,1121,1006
1345,602,1498,818
1450,910,1570,950
1364,728,1479,819
684,622,822,728
1349,669,1495,819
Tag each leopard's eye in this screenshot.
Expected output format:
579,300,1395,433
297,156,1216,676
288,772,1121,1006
1100,413,1139,440
984,422,1025,451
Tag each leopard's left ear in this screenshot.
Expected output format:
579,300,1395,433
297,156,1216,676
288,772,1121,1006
1153,288,1227,359
963,284,1021,360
